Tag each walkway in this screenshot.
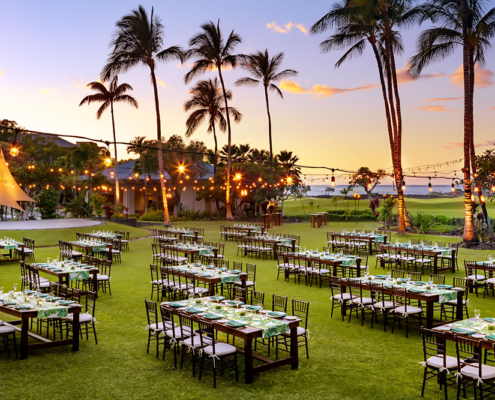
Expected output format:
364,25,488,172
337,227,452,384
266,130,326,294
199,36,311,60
0,218,104,231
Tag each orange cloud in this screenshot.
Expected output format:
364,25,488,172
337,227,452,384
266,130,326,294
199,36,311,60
175,61,194,69
413,105,453,112
423,97,462,102
449,65,494,89
39,88,57,96
445,140,495,149
266,22,308,34
280,80,377,98
396,68,445,84
0,70,4,77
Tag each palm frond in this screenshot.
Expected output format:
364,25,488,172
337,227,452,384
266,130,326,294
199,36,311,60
96,100,111,119
234,76,260,87
114,94,139,109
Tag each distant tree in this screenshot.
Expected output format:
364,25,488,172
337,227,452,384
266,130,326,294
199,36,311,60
349,167,387,199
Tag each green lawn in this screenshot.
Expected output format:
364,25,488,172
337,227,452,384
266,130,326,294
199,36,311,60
0,220,493,399
0,222,150,247
283,196,495,219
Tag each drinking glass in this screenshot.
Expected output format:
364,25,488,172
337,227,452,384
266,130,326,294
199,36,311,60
188,293,194,304
47,257,51,264
13,283,17,292
387,271,392,280
0,287,4,295
475,309,481,321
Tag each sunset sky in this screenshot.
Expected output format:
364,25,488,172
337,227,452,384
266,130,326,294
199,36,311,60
1,0,494,186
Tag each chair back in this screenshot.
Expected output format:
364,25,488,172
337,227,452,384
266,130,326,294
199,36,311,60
272,294,288,312
246,263,256,283
421,327,448,366
391,269,405,279
409,271,423,281
233,261,243,271
429,274,446,285
145,299,158,328
160,304,175,337
198,319,215,353
251,291,265,307
233,287,247,303
179,312,195,343
292,299,309,330
455,336,484,380
85,291,97,317
452,277,469,300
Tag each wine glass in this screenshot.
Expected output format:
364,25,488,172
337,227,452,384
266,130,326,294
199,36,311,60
188,293,194,304
475,309,481,321
13,283,17,292
387,271,392,281
0,287,4,296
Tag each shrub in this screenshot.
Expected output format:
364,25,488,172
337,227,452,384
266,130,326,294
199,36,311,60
38,188,59,219
139,210,165,221
408,212,438,233
434,215,452,225
377,196,397,227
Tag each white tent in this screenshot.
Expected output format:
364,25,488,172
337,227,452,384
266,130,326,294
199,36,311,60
0,145,36,210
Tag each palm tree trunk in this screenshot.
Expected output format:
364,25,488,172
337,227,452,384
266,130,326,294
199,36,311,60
110,102,120,208
212,123,218,176
217,66,233,220
149,67,170,226
461,0,476,242
264,85,273,163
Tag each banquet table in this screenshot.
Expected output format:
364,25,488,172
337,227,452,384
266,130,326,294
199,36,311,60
283,252,364,277
433,317,495,351
0,292,81,359
331,233,387,255
34,261,98,294
340,277,465,329
168,244,218,263
377,244,456,274
0,239,25,264
223,225,265,240
160,229,198,241
87,232,121,240
163,264,246,295
243,237,296,260
70,241,113,261
161,297,300,384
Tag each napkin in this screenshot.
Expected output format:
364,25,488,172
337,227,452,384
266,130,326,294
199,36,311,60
414,281,429,285
230,270,243,274
199,274,212,277
209,296,225,301
245,305,261,312
486,334,495,341
374,275,388,279
484,317,495,323
186,307,202,314
15,305,31,310
408,288,425,293
451,327,476,335
59,300,74,305
437,285,453,289
203,313,222,320
168,302,184,308
226,320,247,328
226,300,244,306
268,311,286,318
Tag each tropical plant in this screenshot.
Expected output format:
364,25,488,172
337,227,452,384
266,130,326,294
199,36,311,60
310,0,422,234
185,20,243,220
407,0,495,242
88,193,106,217
65,191,92,218
37,188,59,219
369,197,380,219
407,211,438,233
184,78,242,175
378,195,397,228
101,5,186,225
79,76,138,206
235,50,298,162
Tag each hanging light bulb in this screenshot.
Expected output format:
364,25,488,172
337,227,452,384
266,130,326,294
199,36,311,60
474,186,479,193
10,136,19,157
401,180,406,191
104,148,112,167
428,177,433,192
481,195,485,203
451,181,455,193
331,169,336,187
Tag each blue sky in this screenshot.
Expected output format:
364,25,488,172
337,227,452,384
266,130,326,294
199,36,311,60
0,0,494,186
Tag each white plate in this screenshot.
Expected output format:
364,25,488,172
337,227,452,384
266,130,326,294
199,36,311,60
436,326,450,331
286,316,297,321
472,333,485,339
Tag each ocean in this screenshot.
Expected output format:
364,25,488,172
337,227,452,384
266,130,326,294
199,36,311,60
307,184,457,196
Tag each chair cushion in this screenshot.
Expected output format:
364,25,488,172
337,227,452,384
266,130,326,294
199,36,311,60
166,326,192,339
187,287,209,294
0,325,15,334
66,313,95,323
461,364,495,380
203,342,237,356
467,274,486,281
445,299,468,305
352,297,374,305
72,251,83,257
486,278,495,285
234,281,255,287
183,335,213,348
427,355,458,370
393,306,423,314
147,322,176,331
282,326,306,336
331,293,356,301
374,301,396,309
97,274,109,281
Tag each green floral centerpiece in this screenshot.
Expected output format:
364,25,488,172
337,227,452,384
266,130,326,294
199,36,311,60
238,311,246,317
215,305,222,310
488,325,495,331
195,299,202,304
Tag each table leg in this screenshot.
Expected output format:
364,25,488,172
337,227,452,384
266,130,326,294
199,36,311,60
290,325,299,370
92,271,98,297
433,255,438,274
273,244,278,260
244,338,254,384
20,316,29,359
368,240,373,255
451,252,456,273
72,312,80,351
356,259,361,278
456,291,464,320
426,301,434,329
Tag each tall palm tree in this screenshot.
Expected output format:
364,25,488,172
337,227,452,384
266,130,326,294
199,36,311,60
408,0,495,242
80,76,138,206
235,50,298,162
101,5,185,225
185,20,243,220
310,0,421,234
184,78,242,175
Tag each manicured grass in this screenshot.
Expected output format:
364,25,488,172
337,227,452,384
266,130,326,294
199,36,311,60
0,220,493,399
0,222,150,247
282,196,495,219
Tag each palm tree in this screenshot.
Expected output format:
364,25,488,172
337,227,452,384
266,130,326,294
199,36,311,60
79,76,138,207
184,78,242,175
101,5,185,225
310,0,421,234
408,0,495,242
185,20,243,220
235,50,298,162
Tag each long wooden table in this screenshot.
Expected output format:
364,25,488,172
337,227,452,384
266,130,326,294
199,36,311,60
283,253,363,277
71,242,113,261
161,303,299,383
377,244,456,274
164,266,247,295
340,279,465,329
331,233,387,255
433,318,495,350
243,237,296,260
160,229,198,242
0,242,25,265
168,245,218,263
0,303,81,359
37,265,99,295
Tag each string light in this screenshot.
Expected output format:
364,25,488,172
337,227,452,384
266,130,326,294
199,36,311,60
401,180,406,191
451,180,456,193
428,177,433,193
